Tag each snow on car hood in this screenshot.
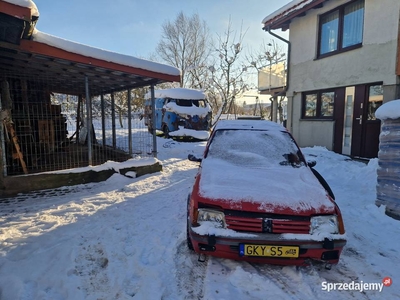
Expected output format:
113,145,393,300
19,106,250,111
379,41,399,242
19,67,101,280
199,158,335,214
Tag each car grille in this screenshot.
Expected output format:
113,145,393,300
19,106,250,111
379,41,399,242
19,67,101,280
268,219,310,234
225,216,263,232
225,213,310,234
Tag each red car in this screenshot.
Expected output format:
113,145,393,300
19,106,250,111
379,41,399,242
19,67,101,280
187,120,346,266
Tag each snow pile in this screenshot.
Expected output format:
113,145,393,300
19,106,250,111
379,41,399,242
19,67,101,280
21,157,158,175
375,99,400,120
168,127,210,140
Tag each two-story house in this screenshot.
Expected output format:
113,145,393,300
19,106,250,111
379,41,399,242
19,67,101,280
262,0,400,158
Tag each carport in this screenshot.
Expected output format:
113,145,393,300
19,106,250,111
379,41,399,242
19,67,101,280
0,0,180,195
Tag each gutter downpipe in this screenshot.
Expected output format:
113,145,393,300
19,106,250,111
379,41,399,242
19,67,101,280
263,26,291,129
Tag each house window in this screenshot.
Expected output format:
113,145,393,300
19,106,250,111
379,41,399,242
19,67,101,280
367,85,383,120
321,92,335,117
318,0,364,57
305,94,317,117
303,91,335,119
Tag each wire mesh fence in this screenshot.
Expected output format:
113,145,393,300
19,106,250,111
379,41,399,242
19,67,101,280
1,71,153,176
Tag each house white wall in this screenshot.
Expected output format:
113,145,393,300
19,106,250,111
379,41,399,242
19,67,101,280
285,0,400,148
298,120,335,150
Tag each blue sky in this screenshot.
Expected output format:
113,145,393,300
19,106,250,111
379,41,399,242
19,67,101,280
33,0,291,59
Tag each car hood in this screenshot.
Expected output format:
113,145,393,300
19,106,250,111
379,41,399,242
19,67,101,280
197,158,336,216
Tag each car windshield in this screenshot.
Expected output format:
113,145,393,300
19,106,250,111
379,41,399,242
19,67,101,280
206,129,304,168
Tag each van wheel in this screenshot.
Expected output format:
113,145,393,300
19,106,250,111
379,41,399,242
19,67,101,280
163,126,170,139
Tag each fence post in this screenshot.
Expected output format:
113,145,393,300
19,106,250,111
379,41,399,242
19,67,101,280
101,93,106,147
128,89,132,156
151,85,157,158
85,76,92,166
111,92,116,149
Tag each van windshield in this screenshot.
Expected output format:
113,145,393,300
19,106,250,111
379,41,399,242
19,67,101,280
174,99,207,107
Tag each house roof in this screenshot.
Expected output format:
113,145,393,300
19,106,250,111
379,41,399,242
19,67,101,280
0,0,181,96
262,0,326,31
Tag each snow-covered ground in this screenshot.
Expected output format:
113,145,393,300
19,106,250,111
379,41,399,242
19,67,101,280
0,137,399,300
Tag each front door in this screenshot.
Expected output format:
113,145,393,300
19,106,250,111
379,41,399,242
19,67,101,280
350,84,383,158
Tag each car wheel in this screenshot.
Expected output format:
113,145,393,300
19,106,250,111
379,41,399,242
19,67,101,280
163,125,170,139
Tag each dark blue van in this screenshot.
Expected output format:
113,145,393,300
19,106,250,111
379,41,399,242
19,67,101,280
144,88,212,140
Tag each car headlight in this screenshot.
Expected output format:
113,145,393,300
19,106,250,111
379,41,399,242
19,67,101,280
197,209,226,228
310,215,339,235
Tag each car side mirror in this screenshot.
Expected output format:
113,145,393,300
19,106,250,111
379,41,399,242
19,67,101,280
188,154,202,162
307,160,317,168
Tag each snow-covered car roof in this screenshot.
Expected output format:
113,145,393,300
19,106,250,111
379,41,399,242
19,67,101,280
213,119,286,132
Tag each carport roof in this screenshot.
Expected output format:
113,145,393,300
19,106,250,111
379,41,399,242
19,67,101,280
0,0,181,96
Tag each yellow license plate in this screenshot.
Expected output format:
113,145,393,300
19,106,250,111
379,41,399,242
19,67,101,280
240,244,299,258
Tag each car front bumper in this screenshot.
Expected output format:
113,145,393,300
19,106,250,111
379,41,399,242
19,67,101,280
189,227,346,265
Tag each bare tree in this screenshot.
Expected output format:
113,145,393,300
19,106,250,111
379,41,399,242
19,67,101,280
113,88,153,127
246,40,287,122
113,91,127,128
156,12,212,88
208,19,249,123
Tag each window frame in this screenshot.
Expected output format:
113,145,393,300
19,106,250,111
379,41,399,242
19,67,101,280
317,0,364,59
302,89,336,119
366,84,383,122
